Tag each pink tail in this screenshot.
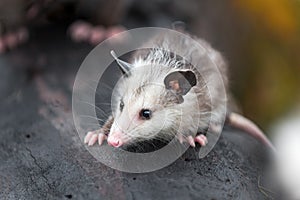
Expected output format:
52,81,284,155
227,112,276,152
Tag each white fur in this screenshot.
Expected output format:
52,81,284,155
110,34,228,144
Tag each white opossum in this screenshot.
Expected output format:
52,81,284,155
84,31,275,151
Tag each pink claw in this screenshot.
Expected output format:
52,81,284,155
84,131,94,144
177,134,184,144
187,136,196,147
195,135,208,146
98,133,106,145
88,134,98,146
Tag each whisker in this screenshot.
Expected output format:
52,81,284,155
82,122,102,126
77,100,110,117
78,115,107,122
95,102,112,106
77,79,115,97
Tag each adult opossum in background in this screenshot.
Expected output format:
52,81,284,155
0,0,127,53
84,30,275,151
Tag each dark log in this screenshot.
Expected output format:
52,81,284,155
0,25,273,200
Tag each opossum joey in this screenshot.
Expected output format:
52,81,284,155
84,31,275,151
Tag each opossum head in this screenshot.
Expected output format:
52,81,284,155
107,56,197,148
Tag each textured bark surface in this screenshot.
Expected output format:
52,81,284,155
0,26,272,200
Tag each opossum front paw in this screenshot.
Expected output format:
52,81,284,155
84,130,107,146
0,27,29,53
177,134,208,147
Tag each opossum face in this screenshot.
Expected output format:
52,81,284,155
107,64,196,148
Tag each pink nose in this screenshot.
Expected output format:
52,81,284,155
107,135,123,147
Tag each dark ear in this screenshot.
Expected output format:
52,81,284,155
164,70,197,95
111,50,133,77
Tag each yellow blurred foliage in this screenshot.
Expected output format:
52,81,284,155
229,0,300,129
232,0,298,39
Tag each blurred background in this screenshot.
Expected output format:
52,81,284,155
124,0,300,132
1,0,300,133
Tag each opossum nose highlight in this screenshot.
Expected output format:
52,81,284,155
107,134,123,147
108,140,121,147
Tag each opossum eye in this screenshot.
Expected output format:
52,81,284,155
140,109,152,120
119,100,124,112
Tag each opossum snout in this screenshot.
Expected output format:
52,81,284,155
107,131,124,147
